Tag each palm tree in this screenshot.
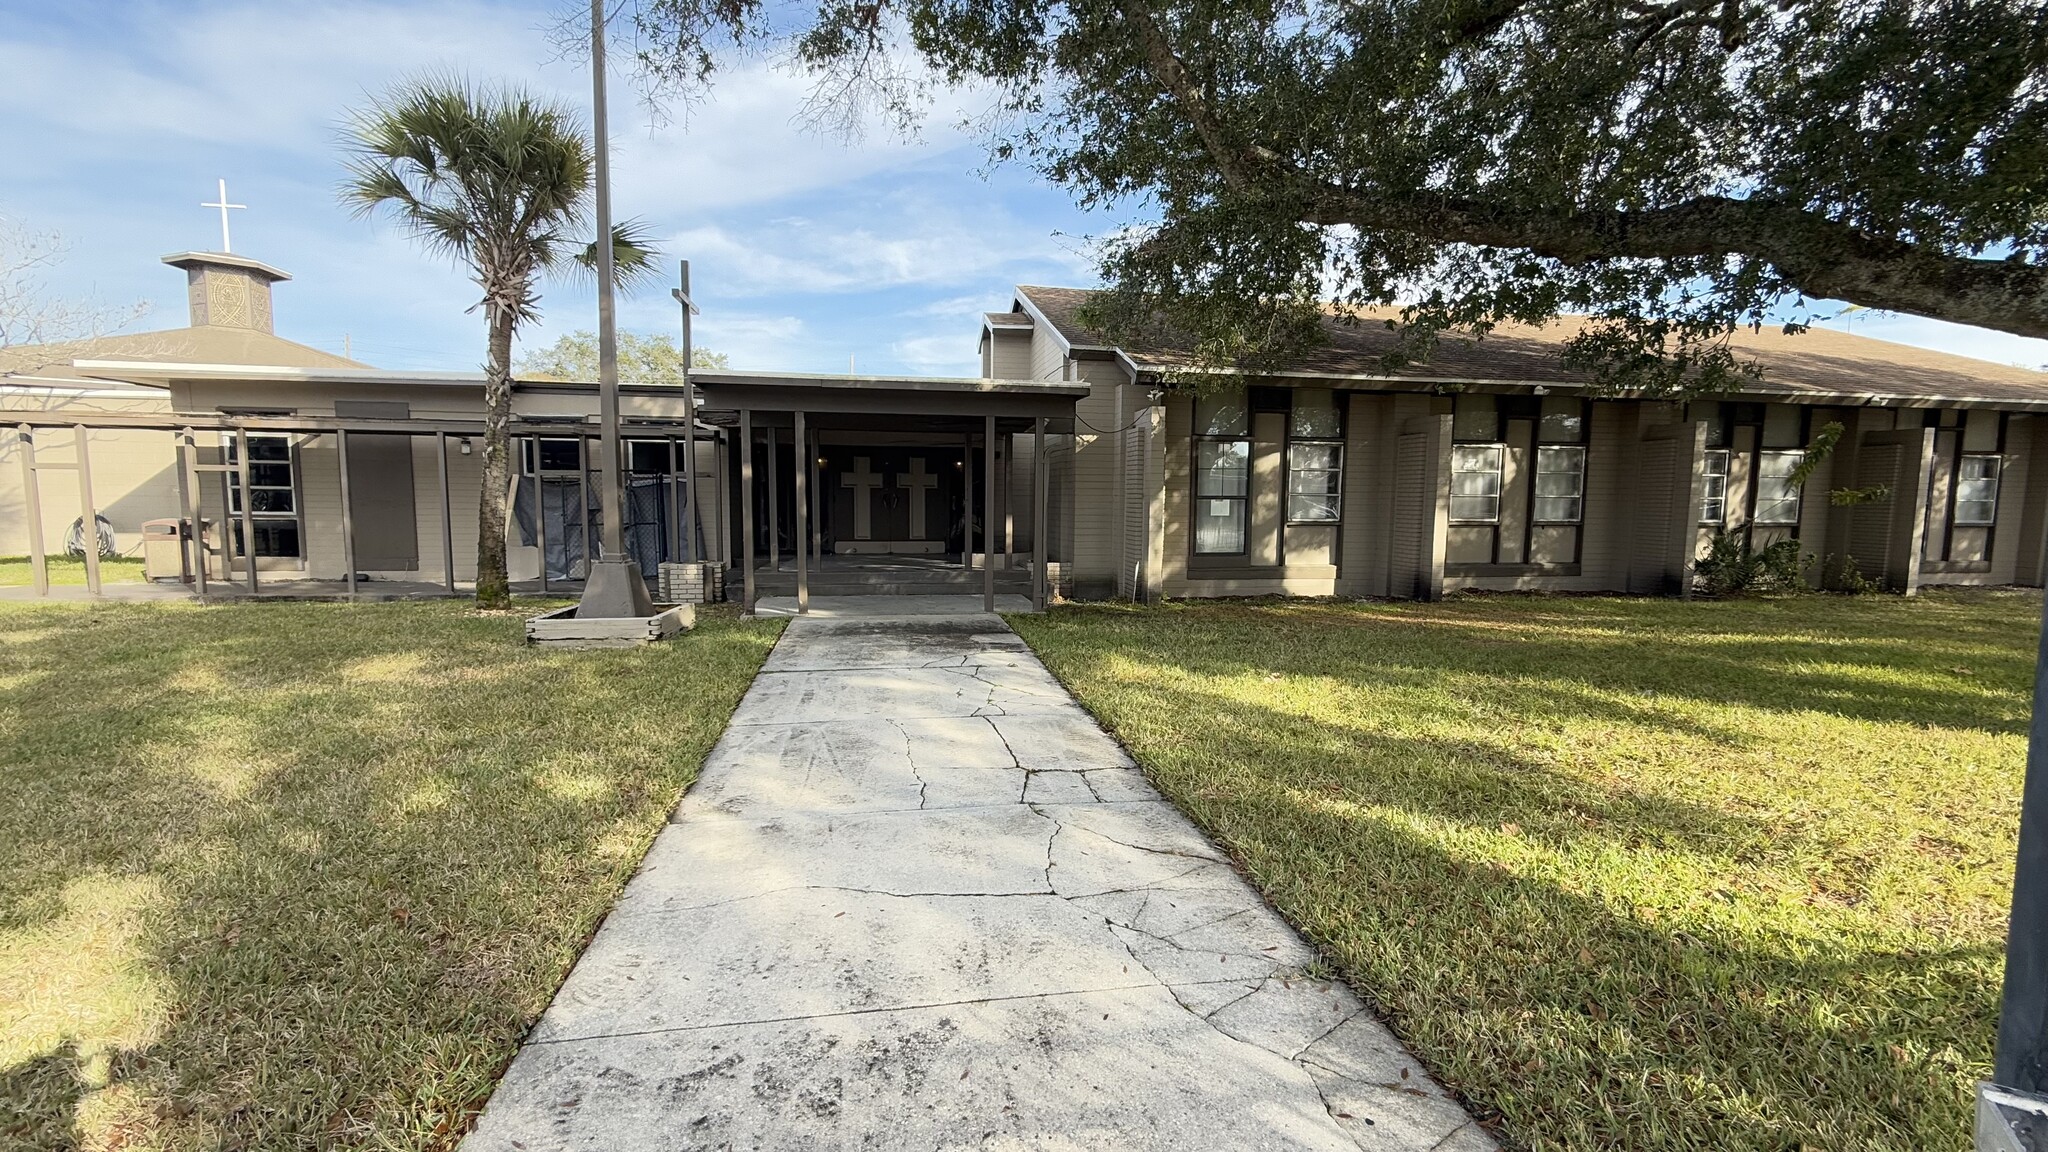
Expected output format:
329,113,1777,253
342,77,653,608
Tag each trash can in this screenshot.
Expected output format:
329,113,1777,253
141,518,191,583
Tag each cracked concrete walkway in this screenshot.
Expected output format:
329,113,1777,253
464,612,1495,1151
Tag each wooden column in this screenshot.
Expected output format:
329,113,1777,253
984,415,996,612
766,424,780,573
15,426,46,597
795,410,810,614
72,426,101,594
740,410,756,612
1033,418,1048,612
437,432,456,594
181,428,206,597
337,430,358,600
964,430,975,570
234,428,258,593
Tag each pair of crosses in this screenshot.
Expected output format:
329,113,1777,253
839,456,940,539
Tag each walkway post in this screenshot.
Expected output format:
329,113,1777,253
672,261,700,563
794,410,809,614
984,415,996,613
338,429,358,601
740,409,756,612
16,426,46,597
73,426,100,595
181,428,206,598
1986,593,2048,1144
1033,417,1047,612
235,427,258,594
437,432,455,595
766,424,780,572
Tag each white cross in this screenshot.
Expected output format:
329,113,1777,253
898,456,939,538
201,178,245,252
840,456,884,540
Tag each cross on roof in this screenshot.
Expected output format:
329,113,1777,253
201,178,246,253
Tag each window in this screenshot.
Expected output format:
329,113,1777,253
1193,389,1250,553
1450,445,1504,523
225,434,300,558
1533,446,1585,523
1754,450,1804,525
523,437,584,474
1452,394,1499,442
627,440,673,474
1956,454,2000,526
1538,396,1584,444
1287,444,1341,522
1286,390,1343,523
1701,449,1730,524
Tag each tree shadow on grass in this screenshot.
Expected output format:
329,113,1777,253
0,600,782,1150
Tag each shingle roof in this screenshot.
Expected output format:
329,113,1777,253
1014,285,2048,408
983,311,1032,329
1,324,367,383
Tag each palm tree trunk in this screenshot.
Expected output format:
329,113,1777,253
475,303,516,608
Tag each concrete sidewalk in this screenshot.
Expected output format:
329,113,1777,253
464,612,1494,1150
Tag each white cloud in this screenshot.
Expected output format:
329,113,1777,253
890,333,977,374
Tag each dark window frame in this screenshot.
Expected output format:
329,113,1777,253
1190,390,1252,557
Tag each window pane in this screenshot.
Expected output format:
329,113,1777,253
1755,450,1804,525
1194,390,1249,437
1534,496,1582,522
1195,440,1249,497
537,438,582,471
1291,389,1341,438
628,441,671,474
1538,397,1584,443
1288,443,1340,472
1449,495,1499,523
1452,395,1498,442
1195,498,1245,553
1289,494,1340,522
1956,499,1996,526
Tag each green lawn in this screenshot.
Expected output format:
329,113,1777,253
1010,590,2033,1152
0,599,782,1150
0,556,147,586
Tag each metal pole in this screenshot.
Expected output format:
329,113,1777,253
1995,593,2048,1093
235,427,257,594
795,409,809,615
16,426,46,597
182,429,207,597
766,423,780,572
73,426,101,595
665,437,682,564
715,428,730,568
338,430,358,601
673,261,700,563
589,0,624,563
1033,417,1048,612
963,429,975,570
984,415,996,612
535,441,550,594
740,409,756,612
437,432,455,595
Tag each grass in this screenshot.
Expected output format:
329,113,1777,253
1009,589,2035,1152
0,556,147,586
0,598,782,1150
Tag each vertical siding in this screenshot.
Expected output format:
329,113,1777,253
1161,393,1192,595
1065,359,1128,596
2017,417,2048,587
1580,402,1630,586
1392,431,1425,598
1337,394,1388,596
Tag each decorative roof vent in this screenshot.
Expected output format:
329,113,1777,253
159,251,292,334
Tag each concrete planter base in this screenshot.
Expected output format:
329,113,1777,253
525,603,693,648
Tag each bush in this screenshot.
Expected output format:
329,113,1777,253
1694,530,1807,595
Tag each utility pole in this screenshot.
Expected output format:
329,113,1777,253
672,262,701,563
576,0,654,619
1986,596,2048,1149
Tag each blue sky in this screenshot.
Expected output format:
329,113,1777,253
5,0,2045,379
